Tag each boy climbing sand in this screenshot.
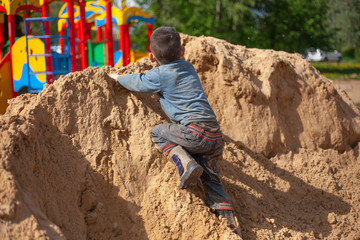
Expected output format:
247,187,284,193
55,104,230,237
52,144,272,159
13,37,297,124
109,26,241,236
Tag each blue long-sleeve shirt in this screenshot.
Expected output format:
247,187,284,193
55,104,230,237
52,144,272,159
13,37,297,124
116,60,218,126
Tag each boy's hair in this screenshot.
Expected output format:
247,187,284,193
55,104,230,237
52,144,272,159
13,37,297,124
150,26,182,64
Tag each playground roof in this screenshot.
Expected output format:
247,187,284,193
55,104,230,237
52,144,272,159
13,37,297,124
95,6,154,27
0,0,41,15
57,1,154,31
0,0,112,16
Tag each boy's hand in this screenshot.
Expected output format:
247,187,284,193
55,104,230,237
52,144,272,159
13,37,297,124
108,73,120,81
108,73,121,88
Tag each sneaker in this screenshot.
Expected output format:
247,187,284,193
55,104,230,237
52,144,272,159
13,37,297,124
168,146,203,189
179,161,203,189
217,209,243,238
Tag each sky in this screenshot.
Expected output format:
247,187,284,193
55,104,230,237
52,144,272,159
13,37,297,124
114,0,139,8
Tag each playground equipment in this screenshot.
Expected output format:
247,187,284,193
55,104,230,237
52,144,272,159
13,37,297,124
0,0,153,114
19,17,71,94
57,0,154,67
0,0,87,113
95,3,154,66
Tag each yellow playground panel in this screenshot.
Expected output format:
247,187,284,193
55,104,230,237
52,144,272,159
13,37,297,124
11,35,46,88
0,54,12,114
0,36,46,114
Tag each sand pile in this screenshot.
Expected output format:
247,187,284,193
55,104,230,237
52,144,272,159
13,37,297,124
1,34,360,239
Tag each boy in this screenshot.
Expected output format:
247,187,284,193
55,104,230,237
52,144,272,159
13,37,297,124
109,26,241,235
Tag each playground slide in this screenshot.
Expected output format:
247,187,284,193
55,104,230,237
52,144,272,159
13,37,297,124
0,53,12,114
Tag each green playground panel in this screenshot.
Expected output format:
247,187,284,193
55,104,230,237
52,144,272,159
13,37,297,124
88,42,105,67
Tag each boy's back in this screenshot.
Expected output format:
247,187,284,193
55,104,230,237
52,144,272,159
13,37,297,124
114,59,217,125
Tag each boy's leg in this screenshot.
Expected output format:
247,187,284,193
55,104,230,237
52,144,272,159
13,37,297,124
193,149,233,209
150,123,203,189
151,123,241,235
151,123,232,205
193,145,241,236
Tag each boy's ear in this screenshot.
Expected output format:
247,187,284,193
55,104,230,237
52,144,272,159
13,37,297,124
181,46,185,57
149,52,157,63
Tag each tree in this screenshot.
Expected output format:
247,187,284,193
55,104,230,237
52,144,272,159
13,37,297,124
135,0,256,46
251,0,330,52
326,0,360,58
134,0,360,56
130,22,149,52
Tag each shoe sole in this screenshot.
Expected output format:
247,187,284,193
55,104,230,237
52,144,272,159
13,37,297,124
179,164,203,189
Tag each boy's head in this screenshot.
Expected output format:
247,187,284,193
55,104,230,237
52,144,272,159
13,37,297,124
150,26,183,65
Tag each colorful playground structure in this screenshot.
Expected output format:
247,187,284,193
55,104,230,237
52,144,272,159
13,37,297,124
0,0,154,114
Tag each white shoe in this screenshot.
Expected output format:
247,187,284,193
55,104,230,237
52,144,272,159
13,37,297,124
168,146,203,189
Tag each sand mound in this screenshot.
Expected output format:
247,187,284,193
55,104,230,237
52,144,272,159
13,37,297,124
1,34,359,239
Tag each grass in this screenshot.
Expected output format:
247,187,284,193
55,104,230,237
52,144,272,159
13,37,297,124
311,61,360,80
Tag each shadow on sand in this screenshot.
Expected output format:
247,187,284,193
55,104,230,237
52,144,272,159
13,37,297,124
223,136,351,239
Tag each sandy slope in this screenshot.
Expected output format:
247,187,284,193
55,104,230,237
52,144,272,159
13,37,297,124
0,34,359,240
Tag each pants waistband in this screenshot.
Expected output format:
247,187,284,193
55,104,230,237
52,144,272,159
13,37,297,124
187,124,223,142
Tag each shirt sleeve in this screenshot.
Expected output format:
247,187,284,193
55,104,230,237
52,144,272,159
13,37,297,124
116,68,161,93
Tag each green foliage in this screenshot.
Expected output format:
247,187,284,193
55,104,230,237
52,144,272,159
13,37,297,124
252,0,329,52
342,47,356,57
325,0,360,52
130,22,149,52
136,0,255,46
355,49,360,62
136,0,334,53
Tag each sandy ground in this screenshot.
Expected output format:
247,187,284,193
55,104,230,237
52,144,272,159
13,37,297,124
333,80,360,103
0,34,360,240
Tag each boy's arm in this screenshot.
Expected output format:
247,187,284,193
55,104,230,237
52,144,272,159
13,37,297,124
108,70,160,93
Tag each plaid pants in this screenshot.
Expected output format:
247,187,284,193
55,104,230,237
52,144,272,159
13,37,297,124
150,123,233,210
